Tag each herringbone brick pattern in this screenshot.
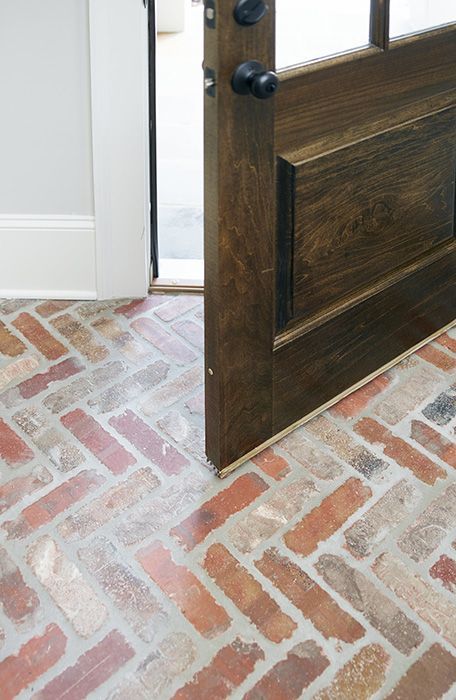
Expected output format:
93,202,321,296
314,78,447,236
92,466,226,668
0,294,455,699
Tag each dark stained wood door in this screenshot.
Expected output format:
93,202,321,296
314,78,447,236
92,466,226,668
204,1,456,475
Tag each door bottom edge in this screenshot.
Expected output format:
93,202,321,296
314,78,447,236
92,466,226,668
217,317,456,479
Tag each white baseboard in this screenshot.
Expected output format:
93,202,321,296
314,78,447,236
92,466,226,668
0,215,97,300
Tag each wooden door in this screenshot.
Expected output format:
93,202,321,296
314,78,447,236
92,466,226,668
204,0,456,475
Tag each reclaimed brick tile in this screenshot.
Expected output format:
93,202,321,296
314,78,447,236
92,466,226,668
373,552,456,646
0,320,27,357
0,355,40,392
229,478,317,554
374,366,442,425
0,417,34,466
13,313,68,360
314,644,390,700
88,360,169,414
204,543,296,643
344,479,422,558
35,300,74,318
186,390,205,416
3,469,105,540
279,429,344,480
244,641,330,700
154,294,201,322
109,632,197,700
284,477,372,556
92,317,150,363
422,385,456,426
115,295,168,319
416,344,456,372
132,317,197,365
305,416,388,479
173,638,264,700
59,467,160,540
435,331,456,354
142,366,203,414
110,410,189,476
251,447,291,480
385,643,456,700
157,411,208,466
43,360,126,414
33,629,134,700
316,554,423,654
115,473,210,546
355,417,447,485
430,554,456,593
79,537,167,642
0,299,31,315
0,357,84,408
51,313,108,362
0,547,40,629
0,466,53,515
75,300,127,320
62,409,136,474
0,624,66,700
410,419,456,468
256,549,364,643
171,472,269,550
171,319,204,350
398,484,456,562
137,541,230,638
331,375,391,419
13,406,85,472
27,536,107,637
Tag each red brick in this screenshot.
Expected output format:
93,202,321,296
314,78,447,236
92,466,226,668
429,554,456,593
0,418,34,466
0,357,84,407
204,543,296,643
62,409,136,474
50,314,108,363
0,624,66,700
0,320,26,357
314,644,390,700
331,375,391,419
131,317,197,365
0,547,40,628
244,641,330,700
110,409,189,476
171,319,203,350
3,470,105,540
251,447,291,480
154,295,201,322
137,541,231,638
410,419,456,468
33,630,134,700
0,466,53,515
416,344,456,372
386,644,456,700
172,638,264,700
355,417,447,485
115,295,168,318
284,478,372,556
256,548,365,643
13,312,68,360
35,300,74,318
79,537,167,642
186,390,205,416
435,331,456,354
0,356,39,392
59,468,160,540
171,473,268,550
91,317,150,363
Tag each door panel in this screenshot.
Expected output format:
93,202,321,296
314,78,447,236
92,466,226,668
204,2,456,474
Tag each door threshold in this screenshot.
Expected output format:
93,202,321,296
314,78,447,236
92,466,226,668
217,318,456,478
150,258,204,292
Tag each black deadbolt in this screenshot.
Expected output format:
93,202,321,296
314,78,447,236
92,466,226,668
234,0,269,26
232,61,279,100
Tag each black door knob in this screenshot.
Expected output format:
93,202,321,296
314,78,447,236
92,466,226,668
234,0,269,26
232,61,279,100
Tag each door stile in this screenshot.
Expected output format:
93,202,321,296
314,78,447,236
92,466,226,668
370,0,390,50
204,1,277,471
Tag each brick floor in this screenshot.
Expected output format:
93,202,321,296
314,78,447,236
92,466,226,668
0,293,455,699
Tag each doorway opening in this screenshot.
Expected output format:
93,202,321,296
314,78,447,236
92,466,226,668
151,0,204,287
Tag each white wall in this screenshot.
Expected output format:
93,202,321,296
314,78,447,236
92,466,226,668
0,0,94,216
